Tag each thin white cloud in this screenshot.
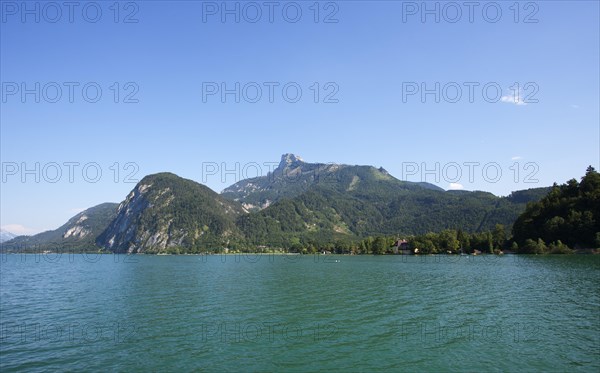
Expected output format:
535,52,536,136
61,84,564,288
449,183,464,190
501,93,527,106
1,224,37,236
570,104,580,109
511,156,523,160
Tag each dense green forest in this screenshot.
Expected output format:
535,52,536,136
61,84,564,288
187,225,508,256
230,161,549,243
511,166,600,253
187,166,600,255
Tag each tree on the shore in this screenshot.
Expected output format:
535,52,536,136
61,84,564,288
512,166,600,249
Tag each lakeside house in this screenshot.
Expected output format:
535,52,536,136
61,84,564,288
393,239,411,255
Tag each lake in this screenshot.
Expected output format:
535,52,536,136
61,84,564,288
1,253,598,372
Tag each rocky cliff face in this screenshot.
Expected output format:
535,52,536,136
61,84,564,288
221,153,347,210
97,173,245,253
100,182,152,252
278,153,304,169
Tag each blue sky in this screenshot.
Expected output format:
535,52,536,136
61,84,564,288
1,0,599,234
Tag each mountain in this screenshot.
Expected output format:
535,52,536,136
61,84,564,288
227,154,550,245
237,182,550,246
0,230,17,243
221,153,443,210
2,155,554,253
1,203,118,251
96,173,245,253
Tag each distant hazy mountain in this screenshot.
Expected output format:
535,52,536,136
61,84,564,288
1,203,118,251
0,230,17,243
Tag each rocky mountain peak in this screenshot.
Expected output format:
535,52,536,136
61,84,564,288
279,153,304,169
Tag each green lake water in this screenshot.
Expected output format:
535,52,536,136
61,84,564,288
1,254,598,372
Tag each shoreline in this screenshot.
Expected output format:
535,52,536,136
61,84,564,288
2,250,598,256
